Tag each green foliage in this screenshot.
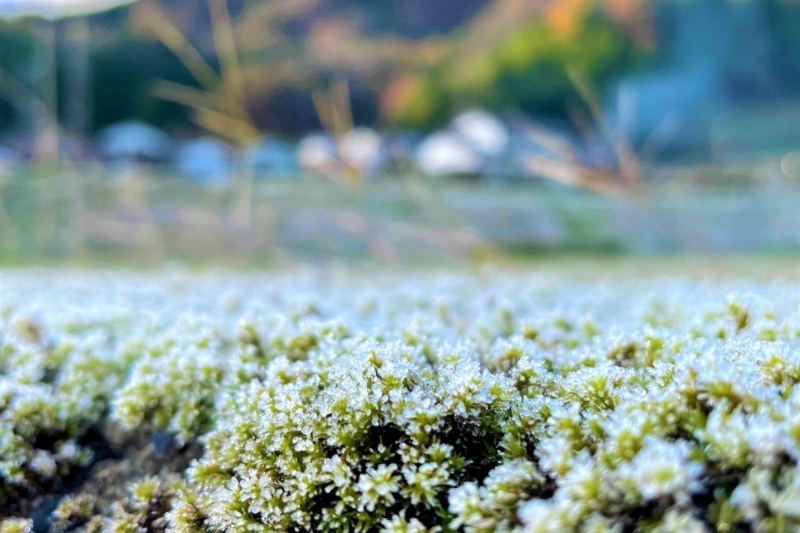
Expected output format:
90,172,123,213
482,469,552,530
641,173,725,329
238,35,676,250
392,11,640,129
89,39,198,132
487,14,639,115
0,20,37,128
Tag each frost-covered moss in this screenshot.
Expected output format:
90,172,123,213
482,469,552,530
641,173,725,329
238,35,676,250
0,315,120,502
5,272,800,531
0,519,32,533
178,348,539,531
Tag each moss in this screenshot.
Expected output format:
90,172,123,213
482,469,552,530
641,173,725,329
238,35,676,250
0,519,32,533
4,272,800,531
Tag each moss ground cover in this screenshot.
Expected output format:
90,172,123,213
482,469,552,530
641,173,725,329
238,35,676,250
2,270,800,532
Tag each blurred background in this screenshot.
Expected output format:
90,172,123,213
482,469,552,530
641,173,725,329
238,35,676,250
1,0,800,266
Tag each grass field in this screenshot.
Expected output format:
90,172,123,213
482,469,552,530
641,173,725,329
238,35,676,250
3,159,800,266
2,268,800,532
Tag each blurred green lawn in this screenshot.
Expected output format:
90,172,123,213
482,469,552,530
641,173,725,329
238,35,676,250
1,157,800,269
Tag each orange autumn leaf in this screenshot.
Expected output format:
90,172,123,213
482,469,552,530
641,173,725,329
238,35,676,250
547,0,592,37
380,75,423,120
546,0,652,45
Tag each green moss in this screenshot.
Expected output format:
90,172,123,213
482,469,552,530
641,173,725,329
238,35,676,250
4,272,800,532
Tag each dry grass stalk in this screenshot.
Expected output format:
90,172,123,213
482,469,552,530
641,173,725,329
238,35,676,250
311,79,364,187
138,0,259,145
139,0,267,245
0,65,62,253
136,1,220,91
523,69,643,201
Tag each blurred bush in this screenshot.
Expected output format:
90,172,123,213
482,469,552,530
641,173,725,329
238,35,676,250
8,0,800,139
89,40,197,131
385,10,641,129
0,20,37,129
0,1,645,137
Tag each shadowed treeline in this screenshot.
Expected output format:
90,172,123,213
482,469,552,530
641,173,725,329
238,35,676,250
0,0,647,137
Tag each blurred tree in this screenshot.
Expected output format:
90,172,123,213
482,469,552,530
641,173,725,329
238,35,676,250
89,39,197,131
16,0,800,139
491,13,639,114
547,0,653,45
385,8,640,128
0,20,37,131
